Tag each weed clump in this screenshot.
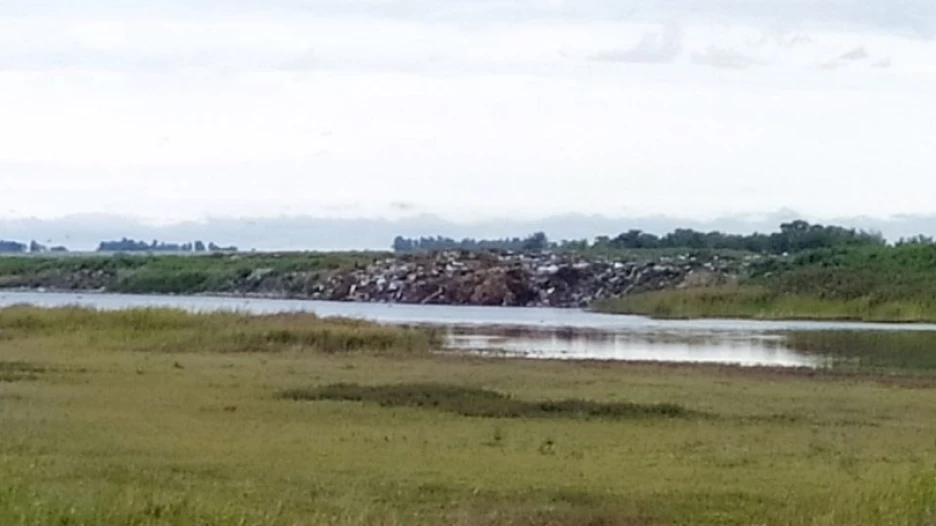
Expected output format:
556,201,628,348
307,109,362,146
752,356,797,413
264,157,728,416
278,383,698,420
0,361,45,383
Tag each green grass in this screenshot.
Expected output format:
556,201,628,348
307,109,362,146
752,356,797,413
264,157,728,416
0,361,45,383
563,247,758,260
0,306,441,354
749,245,936,307
0,251,382,295
2,307,936,524
592,285,936,323
594,244,936,323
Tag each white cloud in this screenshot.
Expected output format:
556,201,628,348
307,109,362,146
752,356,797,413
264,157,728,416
691,46,763,69
840,46,870,60
591,24,684,63
1,0,935,223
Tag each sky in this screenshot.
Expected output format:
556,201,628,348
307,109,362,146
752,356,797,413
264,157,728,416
2,0,935,225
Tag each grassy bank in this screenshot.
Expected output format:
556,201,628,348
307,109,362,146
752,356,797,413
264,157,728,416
595,244,936,322
0,252,381,295
0,306,440,354
592,285,936,323
3,308,936,524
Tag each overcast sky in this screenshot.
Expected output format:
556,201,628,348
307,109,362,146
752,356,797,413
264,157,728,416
2,0,934,224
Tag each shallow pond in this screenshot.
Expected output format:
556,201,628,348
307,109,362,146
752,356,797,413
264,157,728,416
2,291,935,369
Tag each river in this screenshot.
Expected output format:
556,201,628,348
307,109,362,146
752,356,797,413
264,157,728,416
3,291,935,368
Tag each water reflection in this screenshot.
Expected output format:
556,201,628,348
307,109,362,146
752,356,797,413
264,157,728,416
445,329,824,368
4,291,936,332
784,330,936,371
4,291,936,369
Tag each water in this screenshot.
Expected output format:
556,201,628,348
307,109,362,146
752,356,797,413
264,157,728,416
445,331,821,367
2,291,935,368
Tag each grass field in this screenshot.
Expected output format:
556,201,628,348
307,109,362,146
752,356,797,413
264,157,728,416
2,307,936,525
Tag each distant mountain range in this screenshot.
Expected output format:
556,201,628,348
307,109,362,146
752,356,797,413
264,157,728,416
3,211,936,252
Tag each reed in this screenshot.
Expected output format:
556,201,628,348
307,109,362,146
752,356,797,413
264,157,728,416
0,305,441,354
593,285,936,323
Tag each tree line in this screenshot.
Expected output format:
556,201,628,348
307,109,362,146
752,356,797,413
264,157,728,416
392,221,887,255
96,238,237,253
393,232,550,253
0,240,68,254
0,238,238,253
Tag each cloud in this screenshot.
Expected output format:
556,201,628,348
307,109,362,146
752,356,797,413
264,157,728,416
321,203,359,212
389,201,418,212
788,34,813,47
3,1,935,228
691,46,763,69
590,24,683,64
2,0,935,36
818,46,879,70
277,48,319,71
840,46,869,61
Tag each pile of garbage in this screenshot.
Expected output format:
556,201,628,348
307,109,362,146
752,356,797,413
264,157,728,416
316,251,748,307
0,250,757,307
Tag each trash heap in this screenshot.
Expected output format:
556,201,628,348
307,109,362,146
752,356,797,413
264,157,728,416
316,251,748,307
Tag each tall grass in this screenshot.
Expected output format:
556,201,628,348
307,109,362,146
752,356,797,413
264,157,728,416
593,244,936,322
760,244,936,303
593,285,936,322
0,305,440,354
